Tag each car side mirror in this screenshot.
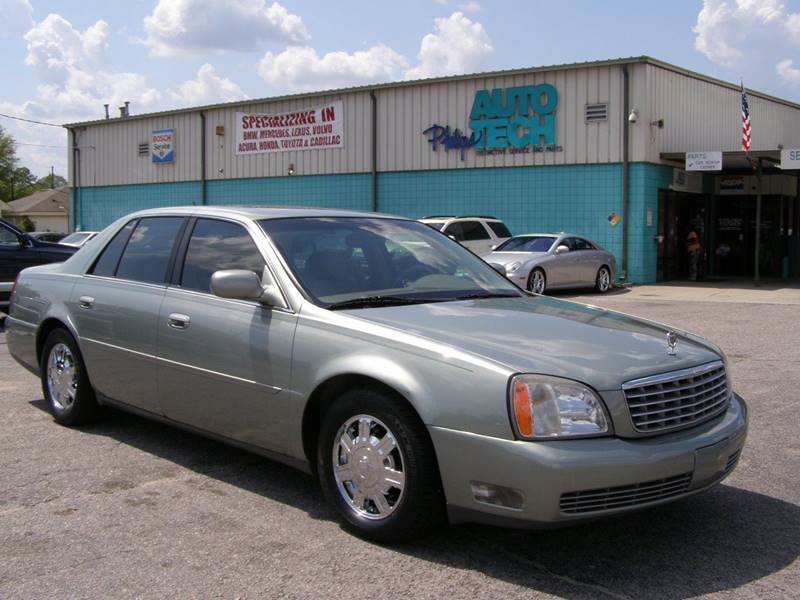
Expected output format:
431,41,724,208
210,269,284,307
554,244,569,255
488,262,506,275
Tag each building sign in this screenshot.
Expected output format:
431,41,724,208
423,84,563,160
686,151,722,171
718,175,745,194
780,148,800,170
671,168,703,193
151,128,174,163
236,101,344,155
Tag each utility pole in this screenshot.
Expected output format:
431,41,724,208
50,166,55,189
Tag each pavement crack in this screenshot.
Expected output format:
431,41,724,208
463,531,634,600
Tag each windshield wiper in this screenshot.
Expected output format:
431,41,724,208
327,295,438,311
450,292,522,301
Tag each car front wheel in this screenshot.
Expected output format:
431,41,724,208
40,328,101,426
528,268,547,294
317,389,445,542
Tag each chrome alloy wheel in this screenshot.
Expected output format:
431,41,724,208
530,270,546,294
597,268,611,292
47,342,78,410
332,414,406,520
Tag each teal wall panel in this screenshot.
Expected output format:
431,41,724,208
75,163,674,284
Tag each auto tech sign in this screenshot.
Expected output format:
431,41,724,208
235,101,344,155
151,128,175,163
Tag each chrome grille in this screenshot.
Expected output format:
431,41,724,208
560,472,693,514
622,361,730,434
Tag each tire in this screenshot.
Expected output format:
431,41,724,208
528,268,547,295
317,388,445,542
40,328,101,426
595,266,611,293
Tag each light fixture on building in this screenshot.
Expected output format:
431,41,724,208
650,118,664,129
628,109,639,124
288,163,295,176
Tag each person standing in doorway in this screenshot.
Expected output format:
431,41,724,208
686,229,702,281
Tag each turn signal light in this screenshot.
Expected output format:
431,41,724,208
513,378,533,436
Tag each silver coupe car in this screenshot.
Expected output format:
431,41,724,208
6,207,747,542
485,233,617,294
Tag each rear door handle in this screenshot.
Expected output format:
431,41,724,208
167,313,191,329
78,296,94,309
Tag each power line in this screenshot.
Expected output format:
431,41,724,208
0,112,62,128
14,142,65,149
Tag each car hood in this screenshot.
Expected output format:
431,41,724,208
345,295,721,391
484,251,546,266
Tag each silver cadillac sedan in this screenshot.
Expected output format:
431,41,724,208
6,207,747,542
485,233,617,294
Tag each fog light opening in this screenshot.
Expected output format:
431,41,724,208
470,481,525,510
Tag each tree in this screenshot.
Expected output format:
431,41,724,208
11,166,37,199
0,125,18,202
37,172,68,190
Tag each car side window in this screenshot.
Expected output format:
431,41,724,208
180,218,266,293
115,217,184,285
561,238,577,251
90,220,136,277
0,223,20,246
443,222,466,241
572,238,593,251
487,221,511,238
459,221,491,241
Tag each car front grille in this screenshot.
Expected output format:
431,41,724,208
622,361,730,434
560,472,693,514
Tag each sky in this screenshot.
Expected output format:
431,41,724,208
1,0,799,176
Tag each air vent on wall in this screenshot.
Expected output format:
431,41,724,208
138,142,149,156
585,103,608,122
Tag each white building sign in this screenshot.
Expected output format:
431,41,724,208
686,151,722,171
236,101,344,155
780,148,800,170
151,128,175,163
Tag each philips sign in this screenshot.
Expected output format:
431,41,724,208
423,84,562,160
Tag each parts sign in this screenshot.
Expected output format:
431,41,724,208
236,101,344,155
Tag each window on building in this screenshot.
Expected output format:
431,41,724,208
91,220,137,277
180,218,266,293
115,217,184,284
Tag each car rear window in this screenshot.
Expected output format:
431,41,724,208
487,221,511,238
179,218,266,293
90,221,136,277
115,217,184,285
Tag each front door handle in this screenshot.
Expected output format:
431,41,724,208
167,313,191,329
78,296,94,309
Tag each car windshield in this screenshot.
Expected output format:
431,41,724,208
61,232,91,244
259,217,522,308
495,236,557,253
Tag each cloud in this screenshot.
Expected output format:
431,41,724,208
258,44,410,91
143,0,309,56
406,11,492,79
0,0,33,36
169,63,248,105
257,11,492,92
694,1,800,90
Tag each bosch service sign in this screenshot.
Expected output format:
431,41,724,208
151,128,175,163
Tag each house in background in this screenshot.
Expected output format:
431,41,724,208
2,187,69,233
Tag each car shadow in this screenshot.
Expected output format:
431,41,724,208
29,399,799,599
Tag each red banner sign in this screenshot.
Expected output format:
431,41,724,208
235,101,344,155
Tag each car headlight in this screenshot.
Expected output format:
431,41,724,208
510,375,609,439
506,261,522,273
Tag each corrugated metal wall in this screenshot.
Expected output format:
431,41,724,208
644,64,800,161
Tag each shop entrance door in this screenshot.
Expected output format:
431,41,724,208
657,190,709,281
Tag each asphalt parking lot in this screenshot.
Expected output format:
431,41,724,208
1,289,798,599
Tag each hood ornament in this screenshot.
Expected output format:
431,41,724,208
666,331,678,356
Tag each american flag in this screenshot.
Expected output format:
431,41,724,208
741,82,751,153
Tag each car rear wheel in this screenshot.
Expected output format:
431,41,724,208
528,268,547,294
40,329,101,426
317,388,445,542
595,266,611,293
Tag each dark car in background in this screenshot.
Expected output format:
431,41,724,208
0,218,77,310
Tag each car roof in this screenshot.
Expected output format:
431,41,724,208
420,216,503,222
122,205,408,221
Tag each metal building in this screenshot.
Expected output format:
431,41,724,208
65,56,800,284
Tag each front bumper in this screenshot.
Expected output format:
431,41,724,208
430,393,747,528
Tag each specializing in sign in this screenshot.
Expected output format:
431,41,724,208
686,151,722,171
780,148,800,170
151,128,175,163
236,101,344,155
422,84,563,161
